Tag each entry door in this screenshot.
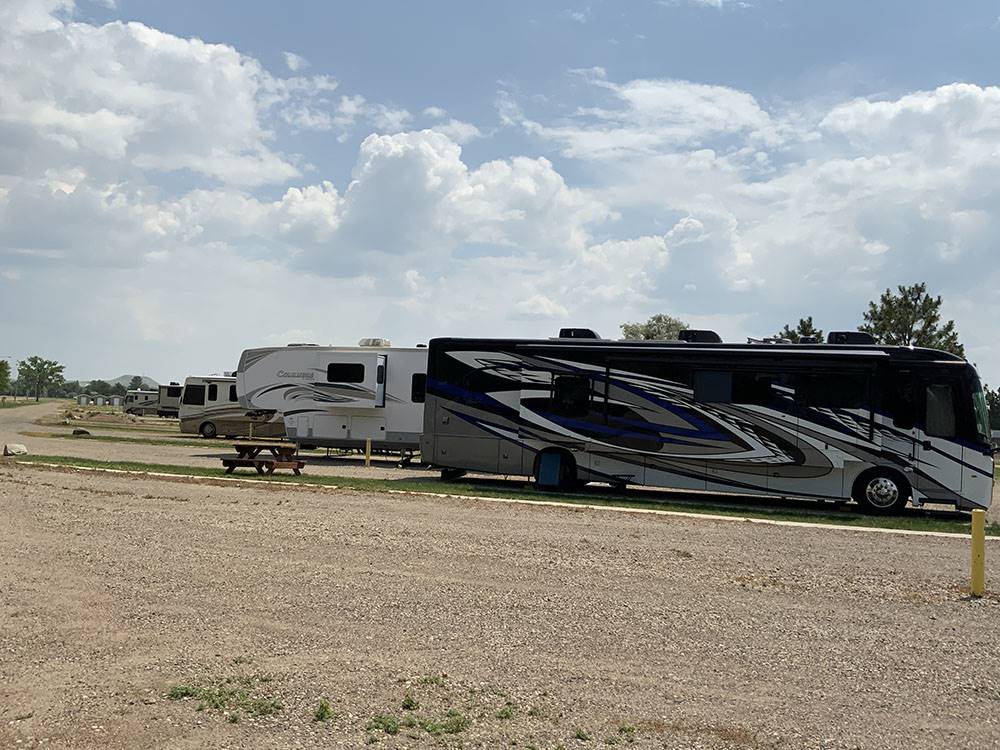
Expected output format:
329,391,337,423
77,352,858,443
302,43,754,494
374,355,387,408
882,369,921,489
915,376,964,497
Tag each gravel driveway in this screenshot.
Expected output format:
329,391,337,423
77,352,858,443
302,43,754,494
1,462,999,749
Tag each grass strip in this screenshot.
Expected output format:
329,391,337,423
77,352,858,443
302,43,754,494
11,453,998,536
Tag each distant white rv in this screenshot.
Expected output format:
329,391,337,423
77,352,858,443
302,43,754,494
124,389,159,416
179,375,284,439
236,342,427,451
157,382,183,418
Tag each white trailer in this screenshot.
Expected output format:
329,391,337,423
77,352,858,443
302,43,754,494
236,342,427,451
179,375,284,439
124,389,159,416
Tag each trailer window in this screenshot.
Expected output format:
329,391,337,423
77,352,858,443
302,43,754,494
182,385,205,406
552,375,591,418
167,386,182,398
229,385,238,402
797,373,867,409
327,363,365,383
411,373,427,403
925,383,957,438
207,383,218,401
376,364,385,385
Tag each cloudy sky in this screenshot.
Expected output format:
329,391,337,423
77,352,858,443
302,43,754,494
2,0,1000,384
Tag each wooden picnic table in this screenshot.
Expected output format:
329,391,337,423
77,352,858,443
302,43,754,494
232,441,299,460
223,442,304,475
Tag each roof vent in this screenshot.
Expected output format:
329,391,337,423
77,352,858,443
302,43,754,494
827,331,875,345
558,328,600,339
798,336,820,344
679,329,723,344
359,337,391,347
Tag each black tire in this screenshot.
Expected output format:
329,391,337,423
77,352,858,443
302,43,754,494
200,421,218,439
852,469,910,515
533,450,577,491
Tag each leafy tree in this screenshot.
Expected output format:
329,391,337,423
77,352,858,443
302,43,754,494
986,386,1000,432
88,379,112,396
775,316,824,343
620,313,688,341
128,375,146,390
111,382,127,397
859,282,964,356
17,356,66,401
0,360,10,395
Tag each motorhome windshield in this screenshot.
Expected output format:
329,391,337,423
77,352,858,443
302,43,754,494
970,370,992,446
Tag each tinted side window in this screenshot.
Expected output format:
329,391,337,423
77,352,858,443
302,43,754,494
229,384,238,402
552,375,591,418
694,371,732,403
884,371,918,429
327,363,365,383
167,386,182,398
925,383,957,438
207,383,218,401
798,373,867,409
182,385,205,406
411,373,427,403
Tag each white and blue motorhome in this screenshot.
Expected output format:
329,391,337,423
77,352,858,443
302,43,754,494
421,330,994,514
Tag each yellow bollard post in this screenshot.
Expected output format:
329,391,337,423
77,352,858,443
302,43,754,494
971,508,986,598
365,437,372,467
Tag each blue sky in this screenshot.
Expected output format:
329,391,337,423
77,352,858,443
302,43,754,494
2,0,1000,383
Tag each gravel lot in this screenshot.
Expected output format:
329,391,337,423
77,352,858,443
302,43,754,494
2,459,1000,750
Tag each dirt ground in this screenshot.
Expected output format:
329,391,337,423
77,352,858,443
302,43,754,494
2,458,1000,750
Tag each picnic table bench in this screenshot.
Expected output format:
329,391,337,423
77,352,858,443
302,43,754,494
222,442,305,475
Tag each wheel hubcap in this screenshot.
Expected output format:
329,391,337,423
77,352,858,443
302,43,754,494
866,477,899,508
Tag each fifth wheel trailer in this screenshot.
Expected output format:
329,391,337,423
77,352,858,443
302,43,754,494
236,342,427,451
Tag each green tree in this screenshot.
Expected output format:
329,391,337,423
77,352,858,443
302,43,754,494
775,316,824,343
0,360,10,395
17,356,66,401
88,379,112,396
111,382,127,397
620,313,688,341
127,375,145,391
986,386,1000,432
859,283,964,356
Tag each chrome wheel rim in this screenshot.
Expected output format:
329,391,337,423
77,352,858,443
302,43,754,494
865,477,900,508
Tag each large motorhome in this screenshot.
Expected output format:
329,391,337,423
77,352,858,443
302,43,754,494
179,375,284,439
124,389,159,416
157,382,183,418
236,341,427,451
421,329,994,514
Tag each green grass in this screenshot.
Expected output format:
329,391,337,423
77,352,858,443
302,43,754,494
168,676,282,718
11,453,998,537
313,698,334,722
367,713,400,735
401,693,419,710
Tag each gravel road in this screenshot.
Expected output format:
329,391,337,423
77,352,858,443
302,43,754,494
2,461,999,750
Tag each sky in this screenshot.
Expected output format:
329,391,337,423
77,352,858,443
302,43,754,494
2,0,1000,383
